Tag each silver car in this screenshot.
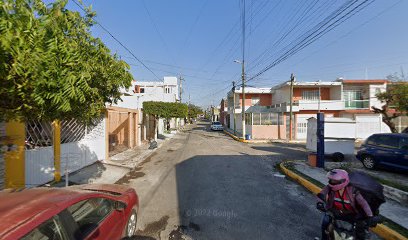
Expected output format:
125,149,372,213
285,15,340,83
210,121,224,131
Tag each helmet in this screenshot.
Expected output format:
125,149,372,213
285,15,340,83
326,169,349,191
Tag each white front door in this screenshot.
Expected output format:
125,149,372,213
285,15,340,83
296,114,315,139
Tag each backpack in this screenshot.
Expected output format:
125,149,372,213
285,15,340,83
349,171,386,215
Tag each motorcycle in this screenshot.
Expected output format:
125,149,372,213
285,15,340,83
316,196,381,240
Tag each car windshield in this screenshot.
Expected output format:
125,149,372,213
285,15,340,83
213,122,221,125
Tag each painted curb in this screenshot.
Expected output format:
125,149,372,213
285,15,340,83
223,130,249,143
279,162,408,240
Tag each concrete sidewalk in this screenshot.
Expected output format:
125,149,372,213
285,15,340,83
54,132,179,187
292,161,408,230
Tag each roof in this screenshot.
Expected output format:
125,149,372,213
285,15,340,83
271,81,341,90
338,79,389,84
234,87,272,94
0,184,132,238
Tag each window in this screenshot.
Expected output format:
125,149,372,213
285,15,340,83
22,216,67,240
366,136,378,146
67,198,113,237
400,137,408,149
302,90,320,100
164,87,171,93
375,135,399,149
251,97,260,106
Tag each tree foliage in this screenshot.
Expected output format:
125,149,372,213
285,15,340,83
0,0,133,122
188,104,203,119
143,101,188,119
372,74,408,133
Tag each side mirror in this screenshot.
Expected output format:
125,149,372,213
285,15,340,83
114,201,126,211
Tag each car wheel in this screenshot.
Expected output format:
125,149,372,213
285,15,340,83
332,152,344,162
362,155,376,169
126,209,137,237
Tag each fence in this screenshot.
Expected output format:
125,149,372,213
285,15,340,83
25,117,106,187
244,112,286,139
245,112,283,126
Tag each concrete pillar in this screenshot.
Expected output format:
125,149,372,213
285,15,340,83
4,121,25,188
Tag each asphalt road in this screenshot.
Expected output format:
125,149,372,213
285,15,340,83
119,121,324,240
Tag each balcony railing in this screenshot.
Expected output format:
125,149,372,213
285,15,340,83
297,100,344,110
344,100,370,109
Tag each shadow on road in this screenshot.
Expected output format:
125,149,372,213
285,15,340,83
251,144,308,160
174,155,319,240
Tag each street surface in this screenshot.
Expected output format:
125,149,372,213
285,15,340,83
117,121,326,239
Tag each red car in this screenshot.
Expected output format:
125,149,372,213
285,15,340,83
0,184,139,240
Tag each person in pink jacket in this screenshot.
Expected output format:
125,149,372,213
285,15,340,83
316,169,374,240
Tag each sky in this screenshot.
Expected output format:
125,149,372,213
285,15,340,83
65,0,408,108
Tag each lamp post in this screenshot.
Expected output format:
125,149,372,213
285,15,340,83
234,60,245,139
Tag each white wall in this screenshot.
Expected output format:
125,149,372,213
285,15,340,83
25,118,106,187
114,94,177,109
369,84,387,109
329,85,343,100
272,87,290,104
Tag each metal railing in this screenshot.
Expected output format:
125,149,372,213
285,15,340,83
344,100,370,109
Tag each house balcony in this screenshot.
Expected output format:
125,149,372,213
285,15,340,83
297,99,344,110
344,99,370,109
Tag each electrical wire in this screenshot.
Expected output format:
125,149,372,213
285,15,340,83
246,0,376,84
70,0,161,81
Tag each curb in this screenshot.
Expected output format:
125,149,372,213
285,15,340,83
223,130,305,144
279,162,408,240
223,130,249,143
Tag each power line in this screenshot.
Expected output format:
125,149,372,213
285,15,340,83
246,0,376,84
70,0,161,81
142,0,178,67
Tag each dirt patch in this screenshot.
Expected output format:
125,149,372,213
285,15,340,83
136,216,169,239
115,170,146,185
139,152,158,167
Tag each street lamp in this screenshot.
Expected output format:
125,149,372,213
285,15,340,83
234,59,246,139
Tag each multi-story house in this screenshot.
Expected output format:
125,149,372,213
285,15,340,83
223,78,394,140
226,86,278,138
113,76,181,142
269,80,343,139
336,79,388,118
219,98,228,126
119,76,180,109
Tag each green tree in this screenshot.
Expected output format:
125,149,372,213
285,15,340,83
143,101,188,137
0,0,133,122
187,104,203,122
372,74,408,133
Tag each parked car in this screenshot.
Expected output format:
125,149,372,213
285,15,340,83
0,184,139,240
210,121,224,131
356,133,408,171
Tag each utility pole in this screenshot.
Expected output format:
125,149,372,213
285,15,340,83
318,80,321,113
241,61,246,139
241,0,246,140
232,81,237,135
289,73,295,141
179,76,184,102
